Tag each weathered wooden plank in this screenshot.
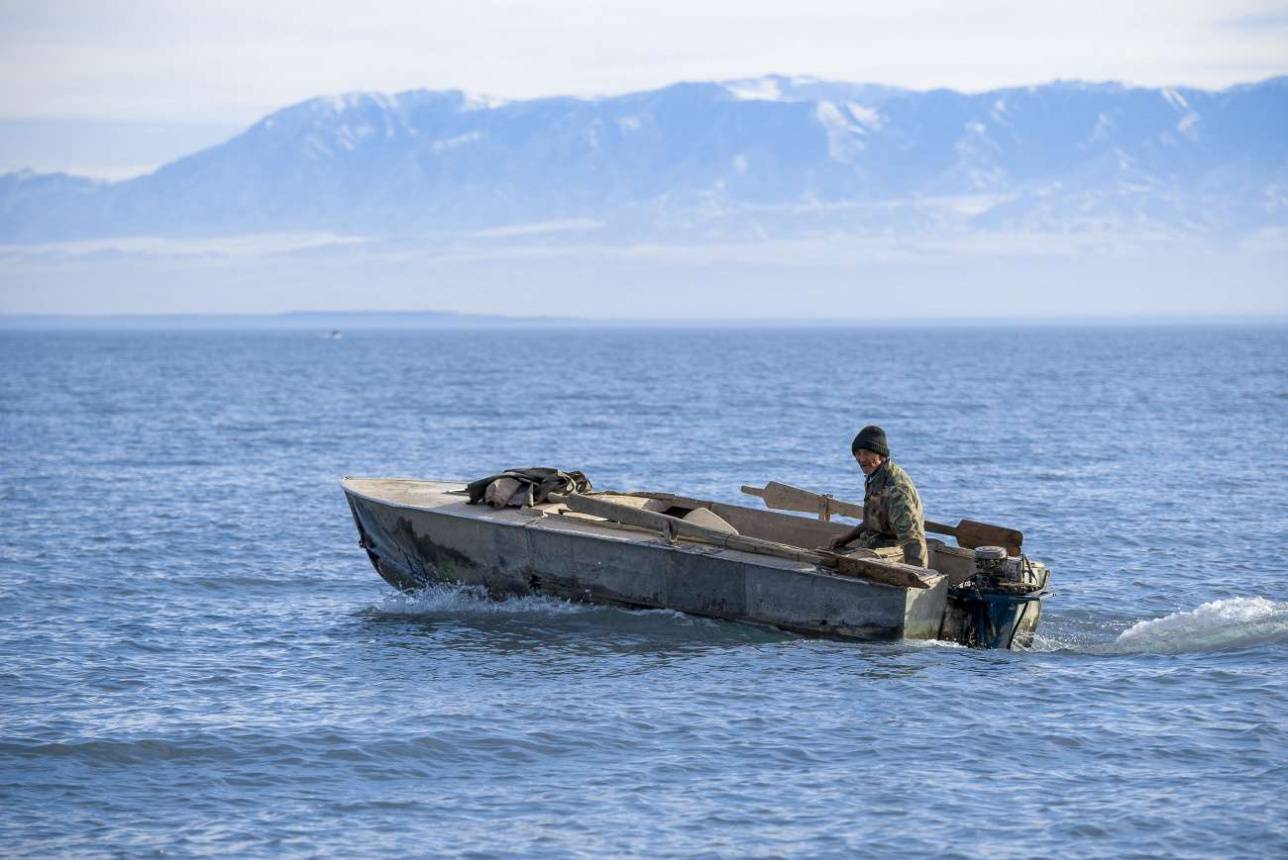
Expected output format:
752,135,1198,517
549,492,940,590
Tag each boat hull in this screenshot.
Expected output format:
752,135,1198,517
343,478,950,643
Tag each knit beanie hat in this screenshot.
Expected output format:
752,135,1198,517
851,425,890,457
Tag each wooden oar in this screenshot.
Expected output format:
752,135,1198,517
741,481,1023,556
547,492,940,590
743,481,863,521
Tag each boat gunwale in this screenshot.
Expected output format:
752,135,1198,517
341,476,929,589
340,476,840,555
341,475,852,532
341,475,472,512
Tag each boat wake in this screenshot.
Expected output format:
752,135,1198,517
369,584,593,617
367,587,1286,655
1110,596,1288,654
359,582,770,646
1032,597,1288,655
358,581,805,650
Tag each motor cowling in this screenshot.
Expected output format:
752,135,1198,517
968,546,1049,594
941,547,1051,648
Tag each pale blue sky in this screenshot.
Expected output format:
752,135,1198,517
1,1,1285,319
1,1,1287,175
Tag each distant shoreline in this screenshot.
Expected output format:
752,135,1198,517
1,310,1284,331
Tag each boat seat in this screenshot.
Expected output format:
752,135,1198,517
680,507,739,536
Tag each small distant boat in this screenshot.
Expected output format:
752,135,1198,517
328,329,343,339
342,476,1050,649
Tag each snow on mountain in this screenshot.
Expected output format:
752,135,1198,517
1,76,1285,242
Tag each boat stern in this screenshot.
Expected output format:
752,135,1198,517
938,548,1052,649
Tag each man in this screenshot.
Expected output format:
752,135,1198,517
827,425,929,568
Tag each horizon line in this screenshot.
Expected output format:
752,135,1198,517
2,308,1285,330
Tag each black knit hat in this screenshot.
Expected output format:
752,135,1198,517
851,425,890,457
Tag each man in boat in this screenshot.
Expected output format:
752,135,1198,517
827,425,929,567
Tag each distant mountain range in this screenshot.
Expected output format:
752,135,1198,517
3,74,1285,243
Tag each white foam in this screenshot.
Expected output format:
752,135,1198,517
373,583,588,617
1021,632,1070,652
1113,597,1288,654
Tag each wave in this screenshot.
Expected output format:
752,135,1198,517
1110,597,1288,654
364,583,593,618
1020,597,1288,655
358,583,775,646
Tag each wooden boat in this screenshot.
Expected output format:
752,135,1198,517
342,477,1050,649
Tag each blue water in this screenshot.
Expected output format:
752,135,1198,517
2,326,1286,858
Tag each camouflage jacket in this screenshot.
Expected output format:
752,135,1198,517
856,460,928,567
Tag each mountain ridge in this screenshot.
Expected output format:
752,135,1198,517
3,75,1285,243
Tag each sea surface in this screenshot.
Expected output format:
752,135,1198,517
2,325,1286,858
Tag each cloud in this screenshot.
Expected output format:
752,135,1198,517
2,1,1286,122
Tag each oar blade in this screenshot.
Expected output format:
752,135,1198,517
954,519,1023,555
760,481,826,513
750,481,865,519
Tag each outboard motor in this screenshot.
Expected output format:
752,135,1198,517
942,547,1051,649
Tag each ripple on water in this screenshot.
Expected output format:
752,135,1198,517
2,327,1286,858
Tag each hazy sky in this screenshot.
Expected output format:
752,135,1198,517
3,230,1286,319
1,0,1285,320
3,0,1287,124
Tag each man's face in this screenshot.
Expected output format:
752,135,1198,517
855,449,884,475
